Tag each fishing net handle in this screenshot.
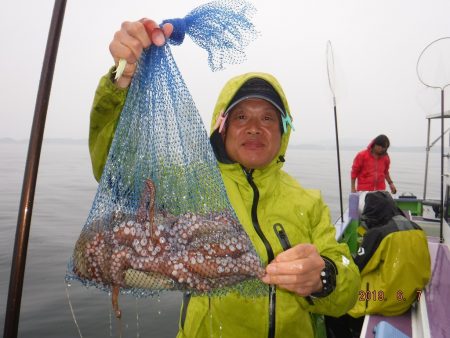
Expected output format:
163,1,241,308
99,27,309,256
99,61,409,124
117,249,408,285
326,40,337,101
416,36,450,90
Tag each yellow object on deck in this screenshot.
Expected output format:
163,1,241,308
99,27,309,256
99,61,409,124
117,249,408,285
348,229,431,317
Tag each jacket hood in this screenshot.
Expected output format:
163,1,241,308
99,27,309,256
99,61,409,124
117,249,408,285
209,72,293,169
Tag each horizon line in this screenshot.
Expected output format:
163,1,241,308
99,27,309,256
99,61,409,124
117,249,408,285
0,137,427,150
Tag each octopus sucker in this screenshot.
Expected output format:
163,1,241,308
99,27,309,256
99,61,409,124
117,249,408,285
73,179,264,317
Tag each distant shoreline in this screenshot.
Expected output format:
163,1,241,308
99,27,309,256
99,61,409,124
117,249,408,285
0,138,87,145
288,144,427,153
0,137,429,152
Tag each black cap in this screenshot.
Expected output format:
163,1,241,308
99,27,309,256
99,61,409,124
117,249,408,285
224,78,286,118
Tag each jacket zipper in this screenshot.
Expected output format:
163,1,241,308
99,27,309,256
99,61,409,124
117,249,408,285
244,169,276,338
374,157,378,189
273,223,291,250
273,223,315,305
365,282,369,310
180,292,191,330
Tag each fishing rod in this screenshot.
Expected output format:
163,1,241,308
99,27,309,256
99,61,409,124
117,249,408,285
416,36,450,244
326,41,344,223
3,1,67,337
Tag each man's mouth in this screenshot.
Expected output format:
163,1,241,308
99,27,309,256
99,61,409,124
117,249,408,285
242,140,265,149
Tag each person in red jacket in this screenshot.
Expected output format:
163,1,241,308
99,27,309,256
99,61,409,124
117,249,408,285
351,135,397,194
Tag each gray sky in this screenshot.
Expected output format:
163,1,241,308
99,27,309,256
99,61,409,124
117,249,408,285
1,0,450,147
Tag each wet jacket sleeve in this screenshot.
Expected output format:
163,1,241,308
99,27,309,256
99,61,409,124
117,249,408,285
306,192,360,316
89,68,128,181
351,152,363,179
384,155,391,175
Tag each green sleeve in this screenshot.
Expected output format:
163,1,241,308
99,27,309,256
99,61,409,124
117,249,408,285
89,67,128,181
307,192,361,316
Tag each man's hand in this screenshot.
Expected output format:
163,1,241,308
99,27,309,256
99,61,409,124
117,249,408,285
389,182,397,194
261,244,324,296
109,19,173,88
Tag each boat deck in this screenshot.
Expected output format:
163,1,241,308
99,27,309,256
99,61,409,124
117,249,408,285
361,310,412,337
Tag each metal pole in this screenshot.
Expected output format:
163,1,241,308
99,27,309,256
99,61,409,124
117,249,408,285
333,98,344,223
423,118,431,200
326,41,344,223
440,89,444,243
3,1,67,337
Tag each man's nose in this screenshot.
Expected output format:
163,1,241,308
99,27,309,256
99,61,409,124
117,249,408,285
246,118,261,134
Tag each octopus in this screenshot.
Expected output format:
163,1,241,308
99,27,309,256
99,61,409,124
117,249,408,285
73,179,264,317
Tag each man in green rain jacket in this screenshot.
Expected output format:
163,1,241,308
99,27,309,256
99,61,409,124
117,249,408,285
88,19,360,338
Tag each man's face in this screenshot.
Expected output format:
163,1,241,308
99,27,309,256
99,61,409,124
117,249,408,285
373,144,387,156
222,98,282,170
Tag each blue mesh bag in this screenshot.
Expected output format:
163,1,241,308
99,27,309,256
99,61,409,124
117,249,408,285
66,0,266,317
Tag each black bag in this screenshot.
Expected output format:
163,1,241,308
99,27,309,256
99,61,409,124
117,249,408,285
354,214,422,271
360,191,404,229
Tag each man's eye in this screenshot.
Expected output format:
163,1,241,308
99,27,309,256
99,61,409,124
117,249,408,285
237,114,246,120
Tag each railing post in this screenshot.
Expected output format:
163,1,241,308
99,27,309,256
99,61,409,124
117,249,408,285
3,1,67,337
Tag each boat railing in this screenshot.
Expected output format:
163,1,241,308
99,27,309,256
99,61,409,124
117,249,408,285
423,111,450,201
334,192,360,255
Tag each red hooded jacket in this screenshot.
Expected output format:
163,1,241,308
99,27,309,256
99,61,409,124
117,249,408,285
351,141,391,191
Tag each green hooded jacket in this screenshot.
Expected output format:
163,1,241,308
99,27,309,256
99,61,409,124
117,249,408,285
89,69,360,338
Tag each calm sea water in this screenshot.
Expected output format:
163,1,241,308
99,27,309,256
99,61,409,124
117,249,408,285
0,141,442,337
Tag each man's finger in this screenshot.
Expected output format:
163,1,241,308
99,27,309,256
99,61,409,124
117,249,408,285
141,19,158,36
141,19,166,46
266,260,305,275
110,43,135,65
262,269,318,284
266,258,323,276
117,21,151,53
274,243,316,262
151,28,165,46
162,23,174,38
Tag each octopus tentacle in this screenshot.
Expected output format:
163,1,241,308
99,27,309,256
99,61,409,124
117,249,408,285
73,178,265,318
112,220,148,247
191,236,251,258
109,246,133,286
137,179,156,232
174,213,233,242
185,251,263,278
112,285,121,318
